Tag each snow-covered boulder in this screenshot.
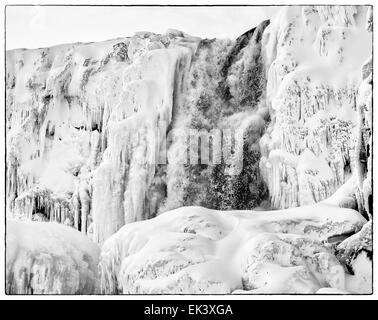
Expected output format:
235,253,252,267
99,204,367,294
6,220,100,294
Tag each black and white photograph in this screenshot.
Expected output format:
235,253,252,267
2,1,374,298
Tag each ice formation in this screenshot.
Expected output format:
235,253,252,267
5,5,372,294
6,220,100,294
260,6,372,213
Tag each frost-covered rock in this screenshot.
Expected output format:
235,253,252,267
336,221,372,267
6,220,100,294
99,204,366,294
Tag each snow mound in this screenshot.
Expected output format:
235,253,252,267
6,220,100,294
99,204,367,294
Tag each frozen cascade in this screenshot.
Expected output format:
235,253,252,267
162,20,270,213
92,46,194,243
6,21,272,242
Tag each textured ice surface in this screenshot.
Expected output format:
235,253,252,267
99,204,366,294
6,220,100,294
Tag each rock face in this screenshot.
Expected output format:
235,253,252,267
6,220,100,294
99,204,366,294
5,5,373,294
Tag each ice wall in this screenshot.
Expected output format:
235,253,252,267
260,6,372,213
6,6,372,248
92,44,195,243
6,32,200,243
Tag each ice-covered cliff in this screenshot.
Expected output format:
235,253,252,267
260,6,372,214
6,31,201,243
6,19,272,243
5,5,373,294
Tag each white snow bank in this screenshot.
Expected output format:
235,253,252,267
6,220,100,294
99,204,366,294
